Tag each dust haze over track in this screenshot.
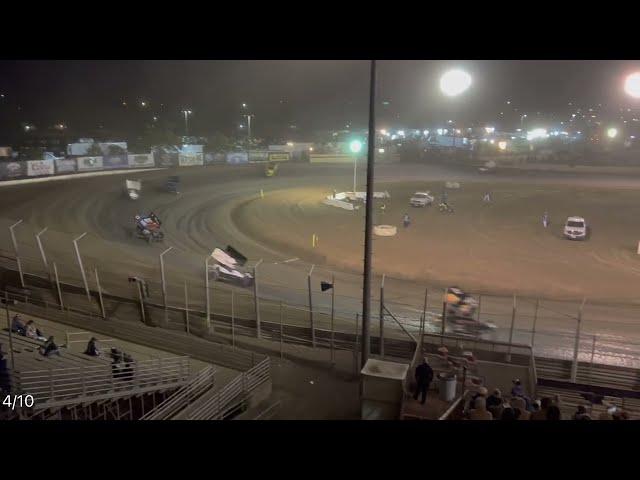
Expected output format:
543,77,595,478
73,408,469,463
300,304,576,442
2,162,640,365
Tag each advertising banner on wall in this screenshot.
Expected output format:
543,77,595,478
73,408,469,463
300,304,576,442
0,161,27,180
178,153,204,166
248,150,270,162
102,154,129,170
204,153,226,165
154,151,179,167
55,159,77,174
128,153,155,168
268,152,291,162
77,156,104,171
226,151,249,164
26,159,55,177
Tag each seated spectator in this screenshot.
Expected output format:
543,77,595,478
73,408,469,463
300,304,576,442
510,378,531,409
0,345,11,394
11,315,26,336
573,405,591,420
511,396,531,420
39,336,60,357
467,386,488,411
530,397,551,420
486,388,502,409
500,404,518,421
469,396,493,420
84,337,101,357
121,353,135,380
546,405,562,421
110,347,123,363
24,320,47,342
612,409,629,421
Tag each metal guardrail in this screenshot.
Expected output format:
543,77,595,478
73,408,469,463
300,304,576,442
15,356,190,408
183,357,271,420
438,390,469,420
140,366,216,420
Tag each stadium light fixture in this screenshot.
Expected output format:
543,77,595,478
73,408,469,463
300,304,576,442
624,72,640,99
350,140,363,153
607,127,618,139
440,69,472,97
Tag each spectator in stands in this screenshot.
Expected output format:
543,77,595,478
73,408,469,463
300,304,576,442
11,315,26,336
39,336,60,357
511,397,531,420
24,320,47,342
84,337,101,357
413,358,434,405
573,405,591,420
469,396,493,420
110,347,123,363
510,379,531,410
486,388,502,409
121,353,135,381
467,386,488,411
530,397,551,420
546,405,562,421
0,345,11,394
500,405,518,421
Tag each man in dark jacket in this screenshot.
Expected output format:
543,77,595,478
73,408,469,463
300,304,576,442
413,358,434,405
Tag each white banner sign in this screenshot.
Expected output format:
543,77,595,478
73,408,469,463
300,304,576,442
77,156,104,171
127,153,155,168
26,159,55,177
178,153,204,166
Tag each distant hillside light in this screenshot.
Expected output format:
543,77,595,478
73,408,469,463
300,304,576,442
350,140,363,153
624,72,640,98
440,69,472,97
607,127,618,139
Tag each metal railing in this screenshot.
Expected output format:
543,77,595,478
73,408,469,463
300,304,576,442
251,400,282,420
183,356,271,420
14,356,190,408
438,390,469,420
140,366,216,420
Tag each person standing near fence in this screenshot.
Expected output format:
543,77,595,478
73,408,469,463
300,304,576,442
542,211,549,228
413,357,434,405
403,213,411,228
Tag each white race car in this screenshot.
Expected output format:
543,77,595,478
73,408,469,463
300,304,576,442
208,247,254,287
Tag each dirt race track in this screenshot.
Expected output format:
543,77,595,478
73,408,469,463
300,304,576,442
2,162,640,364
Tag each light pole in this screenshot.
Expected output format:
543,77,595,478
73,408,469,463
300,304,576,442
72,232,91,302
243,114,254,144
182,110,192,136
8,220,24,287
520,114,527,133
440,70,472,153
350,140,363,193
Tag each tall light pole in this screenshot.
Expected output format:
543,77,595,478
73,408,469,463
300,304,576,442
244,114,254,144
440,69,472,153
350,140,363,193
182,110,192,136
520,114,527,133
361,60,377,367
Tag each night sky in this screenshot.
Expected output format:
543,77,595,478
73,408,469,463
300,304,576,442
1,60,639,141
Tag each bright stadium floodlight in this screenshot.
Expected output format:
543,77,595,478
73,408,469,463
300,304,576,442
350,140,363,153
607,127,618,139
440,69,472,97
498,141,507,150
624,72,640,99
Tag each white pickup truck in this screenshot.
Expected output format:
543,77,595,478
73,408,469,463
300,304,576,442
563,216,588,240
409,191,435,207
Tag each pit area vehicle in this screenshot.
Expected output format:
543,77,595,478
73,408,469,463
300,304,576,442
478,160,497,174
134,212,164,243
265,161,279,177
438,202,455,213
208,246,254,288
166,176,180,194
564,216,587,240
125,179,141,200
409,191,435,207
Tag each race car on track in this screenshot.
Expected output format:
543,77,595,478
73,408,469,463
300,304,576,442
444,286,496,333
265,162,279,177
409,191,435,207
134,212,164,243
166,176,180,194
208,246,254,287
125,179,141,200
